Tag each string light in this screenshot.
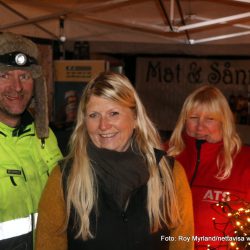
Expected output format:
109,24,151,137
211,194,250,249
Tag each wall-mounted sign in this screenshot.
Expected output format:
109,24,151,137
53,60,108,126
54,60,109,82
136,57,250,131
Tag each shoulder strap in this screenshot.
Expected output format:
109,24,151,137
153,148,174,171
157,155,175,180
165,155,175,171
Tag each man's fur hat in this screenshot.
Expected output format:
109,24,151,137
0,32,48,139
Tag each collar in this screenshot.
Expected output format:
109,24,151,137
0,111,34,137
183,132,223,152
87,142,149,210
12,111,33,137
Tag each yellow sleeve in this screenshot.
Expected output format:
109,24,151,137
169,160,194,250
35,166,67,250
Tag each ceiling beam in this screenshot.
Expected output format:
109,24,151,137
174,12,250,32
0,0,57,38
190,30,250,44
175,0,191,44
80,15,174,37
231,0,250,3
0,0,132,30
157,0,174,31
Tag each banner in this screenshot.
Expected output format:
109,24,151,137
136,57,250,131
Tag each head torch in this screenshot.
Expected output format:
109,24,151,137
0,51,38,67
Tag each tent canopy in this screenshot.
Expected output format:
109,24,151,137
1,0,250,54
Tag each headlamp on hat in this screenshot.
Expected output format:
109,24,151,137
15,53,27,66
0,32,48,140
0,51,38,67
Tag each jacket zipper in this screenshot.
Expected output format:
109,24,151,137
190,140,205,187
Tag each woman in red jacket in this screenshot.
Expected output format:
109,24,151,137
167,85,250,250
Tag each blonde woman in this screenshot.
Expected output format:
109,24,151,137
167,85,250,249
36,72,193,250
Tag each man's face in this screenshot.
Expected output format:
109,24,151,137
0,69,34,126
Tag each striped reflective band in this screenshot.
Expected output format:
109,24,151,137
0,213,38,240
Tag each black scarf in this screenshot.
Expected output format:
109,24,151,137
87,142,149,210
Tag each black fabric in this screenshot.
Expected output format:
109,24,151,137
166,156,175,171
153,148,174,179
87,142,149,210
153,148,166,165
67,185,170,250
61,146,173,250
0,231,33,250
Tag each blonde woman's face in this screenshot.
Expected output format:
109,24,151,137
86,95,136,152
185,108,223,143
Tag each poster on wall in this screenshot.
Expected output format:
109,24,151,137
136,57,250,133
53,60,109,128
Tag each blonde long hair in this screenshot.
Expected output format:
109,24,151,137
168,85,241,180
65,71,180,240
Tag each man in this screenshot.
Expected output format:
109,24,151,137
0,32,63,250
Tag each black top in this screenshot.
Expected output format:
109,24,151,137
61,144,173,250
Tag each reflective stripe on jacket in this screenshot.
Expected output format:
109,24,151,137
0,213,38,240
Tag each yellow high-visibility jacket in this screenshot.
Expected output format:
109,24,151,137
0,113,63,249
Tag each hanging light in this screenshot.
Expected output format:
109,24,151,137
59,15,66,42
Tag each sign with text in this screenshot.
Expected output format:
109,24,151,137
54,60,108,82
54,60,108,126
136,57,250,131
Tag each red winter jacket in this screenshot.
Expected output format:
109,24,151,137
165,133,250,249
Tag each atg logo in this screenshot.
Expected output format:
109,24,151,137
203,190,230,202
